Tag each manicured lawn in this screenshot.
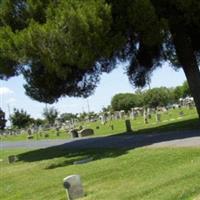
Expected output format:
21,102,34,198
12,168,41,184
1,107,199,142
0,147,200,200
0,129,70,142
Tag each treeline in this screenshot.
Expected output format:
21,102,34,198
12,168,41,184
111,81,190,111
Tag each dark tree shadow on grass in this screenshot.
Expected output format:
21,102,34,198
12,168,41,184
17,147,126,169
134,118,200,134
17,118,200,169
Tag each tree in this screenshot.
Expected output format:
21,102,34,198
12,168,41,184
0,1,200,118
10,108,33,129
111,93,142,111
0,108,6,130
182,81,191,98
173,81,191,101
33,118,45,127
143,87,173,108
43,107,58,125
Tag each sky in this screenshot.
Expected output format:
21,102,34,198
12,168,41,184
0,62,186,120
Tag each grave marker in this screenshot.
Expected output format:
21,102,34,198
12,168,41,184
63,175,84,200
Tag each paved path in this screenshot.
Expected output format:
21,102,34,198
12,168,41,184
1,130,200,150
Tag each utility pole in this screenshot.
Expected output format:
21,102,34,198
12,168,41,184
87,99,90,114
7,104,11,117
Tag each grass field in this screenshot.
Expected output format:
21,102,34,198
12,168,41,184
1,107,199,142
1,147,200,200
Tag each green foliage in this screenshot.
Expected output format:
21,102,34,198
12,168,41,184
0,108,6,129
42,106,58,125
144,87,174,108
33,118,45,126
10,108,33,128
111,93,143,111
1,148,200,199
0,0,200,118
173,81,191,101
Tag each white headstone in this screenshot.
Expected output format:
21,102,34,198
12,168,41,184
63,175,84,200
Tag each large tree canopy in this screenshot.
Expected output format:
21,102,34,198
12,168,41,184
0,0,200,117
111,93,143,112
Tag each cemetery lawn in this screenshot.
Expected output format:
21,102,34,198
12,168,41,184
0,147,200,200
1,107,199,142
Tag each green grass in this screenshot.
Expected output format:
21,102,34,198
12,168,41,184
1,147,200,200
1,107,199,142
0,129,70,141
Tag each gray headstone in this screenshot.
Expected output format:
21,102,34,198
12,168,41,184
70,129,79,138
156,112,161,122
125,120,132,132
73,157,93,165
63,175,84,200
78,129,94,137
8,155,17,164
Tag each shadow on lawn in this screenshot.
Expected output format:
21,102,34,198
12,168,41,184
134,118,200,134
18,147,126,169
17,118,200,169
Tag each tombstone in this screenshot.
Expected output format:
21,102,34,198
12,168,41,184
27,128,32,136
125,120,132,132
130,109,135,120
119,110,125,119
114,111,120,120
63,175,84,200
156,112,161,122
100,114,106,125
147,108,152,119
188,103,193,109
70,129,79,138
8,155,17,164
73,157,93,165
78,129,94,137
143,110,148,124
56,127,60,136
110,124,114,130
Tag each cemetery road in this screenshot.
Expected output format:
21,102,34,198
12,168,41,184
1,130,200,150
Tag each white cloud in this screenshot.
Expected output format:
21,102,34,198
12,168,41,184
0,87,14,95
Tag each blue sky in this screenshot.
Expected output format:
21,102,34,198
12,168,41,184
1,62,186,119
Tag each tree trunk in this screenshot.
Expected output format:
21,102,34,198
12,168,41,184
172,30,200,119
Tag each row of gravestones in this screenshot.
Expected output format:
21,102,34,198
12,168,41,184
99,108,185,126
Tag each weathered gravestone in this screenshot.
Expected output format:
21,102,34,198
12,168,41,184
110,124,114,130
63,175,84,200
143,111,148,124
70,129,79,138
56,127,60,136
8,155,17,164
156,112,161,122
78,129,94,137
125,120,132,132
73,157,93,165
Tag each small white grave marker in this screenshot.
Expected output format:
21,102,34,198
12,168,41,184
63,175,84,200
